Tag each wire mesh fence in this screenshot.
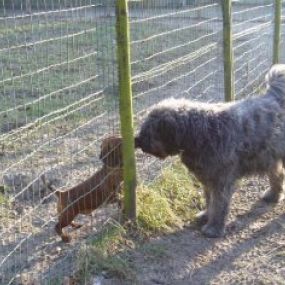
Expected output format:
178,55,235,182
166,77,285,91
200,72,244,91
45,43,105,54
0,1,121,284
281,3,285,63
131,0,224,180
0,0,283,284
232,1,274,99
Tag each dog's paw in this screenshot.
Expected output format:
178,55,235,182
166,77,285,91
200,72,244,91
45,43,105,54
201,224,224,238
61,234,72,243
194,210,208,226
261,189,284,204
71,222,83,229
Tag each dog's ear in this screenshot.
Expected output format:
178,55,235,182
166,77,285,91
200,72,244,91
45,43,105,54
158,114,177,143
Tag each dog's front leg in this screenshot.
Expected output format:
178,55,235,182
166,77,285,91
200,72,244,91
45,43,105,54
201,183,234,238
195,187,211,226
262,160,285,203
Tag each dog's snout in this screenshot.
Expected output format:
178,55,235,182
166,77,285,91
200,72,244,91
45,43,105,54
135,136,141,148
135,136,151,153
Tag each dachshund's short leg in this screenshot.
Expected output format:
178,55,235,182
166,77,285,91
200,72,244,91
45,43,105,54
56,211,76,242
71,221,83,229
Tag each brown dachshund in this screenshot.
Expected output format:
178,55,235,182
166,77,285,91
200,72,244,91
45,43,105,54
54,136,123,242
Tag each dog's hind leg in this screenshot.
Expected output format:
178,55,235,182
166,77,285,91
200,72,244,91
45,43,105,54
262,160,285,203
201,182,234,238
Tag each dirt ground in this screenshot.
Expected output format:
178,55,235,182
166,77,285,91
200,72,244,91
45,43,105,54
100,177,285,285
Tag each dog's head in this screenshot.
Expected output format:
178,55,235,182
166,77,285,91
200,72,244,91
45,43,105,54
135,108,181,159
100,136,123,168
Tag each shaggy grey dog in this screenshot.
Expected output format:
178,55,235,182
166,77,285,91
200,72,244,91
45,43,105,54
135,64,285,238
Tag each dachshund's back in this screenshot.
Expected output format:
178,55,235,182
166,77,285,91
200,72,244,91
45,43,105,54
55,136,123,242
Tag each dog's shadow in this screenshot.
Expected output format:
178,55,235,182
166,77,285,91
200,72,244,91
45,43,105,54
118,198,285,284
184,202,285,284
184,200,284,283
226,199,277,234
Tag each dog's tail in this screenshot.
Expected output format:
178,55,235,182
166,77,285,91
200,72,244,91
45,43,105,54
265,64,285,97
53,188,66,199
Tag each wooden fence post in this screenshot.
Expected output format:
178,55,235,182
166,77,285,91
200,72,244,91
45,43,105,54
116,0,137,221
273,0,282,64
222,0,235,102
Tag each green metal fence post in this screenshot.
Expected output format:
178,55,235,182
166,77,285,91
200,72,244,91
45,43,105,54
116,0,137,221
273,0,282,64
222,0,235,102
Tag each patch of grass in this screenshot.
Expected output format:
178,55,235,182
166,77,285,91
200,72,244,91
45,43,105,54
75,161,203,283
137,187,182,233
76,221,136,283
0,193,6,205
0,187,9,205
137,160,204,234
0,190,12,227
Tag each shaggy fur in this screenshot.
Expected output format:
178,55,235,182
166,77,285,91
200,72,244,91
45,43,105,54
53,136,123,242
135,64,285,238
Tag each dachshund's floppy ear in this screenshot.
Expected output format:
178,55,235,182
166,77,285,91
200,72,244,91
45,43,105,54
99,151,103,160
99,142,105,160
99,139,110,163
100,137,123,167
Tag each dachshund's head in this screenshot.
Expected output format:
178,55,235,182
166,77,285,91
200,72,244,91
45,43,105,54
100,136,123,168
